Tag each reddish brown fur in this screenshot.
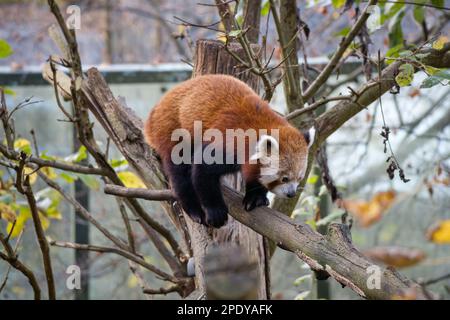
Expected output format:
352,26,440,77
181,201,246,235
144,74,307,183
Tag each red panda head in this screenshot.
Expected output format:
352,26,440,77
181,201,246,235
251,125,315,198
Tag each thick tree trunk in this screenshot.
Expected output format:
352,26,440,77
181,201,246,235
189,39,268,299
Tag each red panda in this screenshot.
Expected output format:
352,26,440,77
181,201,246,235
144,74,314,228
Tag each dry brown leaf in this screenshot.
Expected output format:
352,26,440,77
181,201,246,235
392,288,418,300
364,246,426,268
343,190,396,227
0,202,16,223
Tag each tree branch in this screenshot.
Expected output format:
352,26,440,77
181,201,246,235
0,233,41,300
102,184,430,299
303,0,378,102
105,184,174,201
20,174,56,300
49,240,181,284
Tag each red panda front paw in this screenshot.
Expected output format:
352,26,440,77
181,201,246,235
243,193,269,211
205,206,228,228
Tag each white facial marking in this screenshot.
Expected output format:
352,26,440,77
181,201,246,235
307,127,316,148
271,181,299,198
250,134,279,161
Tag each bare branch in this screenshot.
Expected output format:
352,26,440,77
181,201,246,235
303,0,378,101
0,144,107,176
38,172,130,251
19,172,56,299
105,184,175,201
49,240,181,283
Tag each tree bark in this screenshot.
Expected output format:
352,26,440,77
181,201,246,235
243,0,262,44
190,39,268,299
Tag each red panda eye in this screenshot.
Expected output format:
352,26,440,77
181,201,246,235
281,177,289,183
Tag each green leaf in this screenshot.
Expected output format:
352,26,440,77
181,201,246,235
0,39,13,59
228,30,242,38
331,0,346,8
305,219,317,230
40,151,58,161
294,290,311,300
398,50,413,58
431,0,444,7
59,172,77,183
386,44,403,58
261,0,270,16
413,6,424,24
64,146,87,163
76,174,100,191
420,76,441,89
434,69,450,80
424,66,440,75
388,11,404,48
294,274,312,286
333,27,351,37
420,69,449,88
306,175,319,185
0,87,15,96
415,52,431,60
381,2,405,24
395,63,414,87
110,158,128,169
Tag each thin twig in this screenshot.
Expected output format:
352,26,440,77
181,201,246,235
303,0,378,101
285,95,352,120
20,173,56,300
38,172,130,251
49,240,180,283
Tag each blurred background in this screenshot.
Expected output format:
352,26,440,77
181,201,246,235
0,0,449,300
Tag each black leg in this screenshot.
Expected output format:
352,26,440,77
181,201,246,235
243,181,269,211
191,161,240,228
164,160,206,225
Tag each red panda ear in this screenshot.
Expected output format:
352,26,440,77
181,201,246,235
303,127,316,148
250,134,279,161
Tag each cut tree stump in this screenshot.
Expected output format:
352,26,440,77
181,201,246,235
188,39,268,300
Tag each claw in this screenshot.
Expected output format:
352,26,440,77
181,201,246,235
243,192,269,212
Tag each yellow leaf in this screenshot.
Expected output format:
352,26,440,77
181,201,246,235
39,212,50,231
127,274,138,288
6,208,31,238
14,138,32,155
41,167,57,180
0,202,16,222
23,167,37,185
11,286,26,297
427,220,450,244
217,32,227,43
432,36,448,50
46,208,62,220
118,171,146,188
177,24,186,35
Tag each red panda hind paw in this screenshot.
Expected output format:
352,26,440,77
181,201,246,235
205,206,228,228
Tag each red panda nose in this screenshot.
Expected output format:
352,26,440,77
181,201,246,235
287,191,296,198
